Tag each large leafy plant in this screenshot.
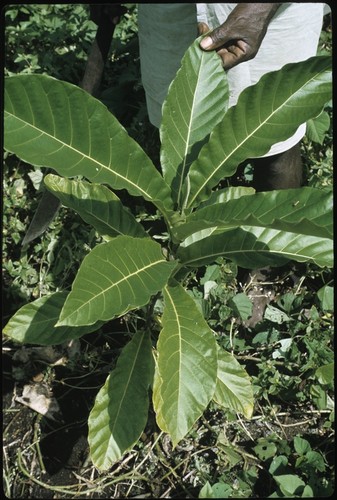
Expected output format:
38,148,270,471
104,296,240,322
3,39,332,470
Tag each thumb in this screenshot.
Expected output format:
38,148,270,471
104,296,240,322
200,35,215,50
200,25,229,51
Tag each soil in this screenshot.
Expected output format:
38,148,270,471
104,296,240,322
3,367,94,498
2,267,334,498
3,347,332,499
2,324,122,498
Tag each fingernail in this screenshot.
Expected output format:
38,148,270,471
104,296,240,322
200,36,212,49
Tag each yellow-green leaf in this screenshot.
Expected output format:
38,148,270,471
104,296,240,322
153,281,217,446
88,330,154,470
58,236,177,327
214,346,254,419
213,347,254,418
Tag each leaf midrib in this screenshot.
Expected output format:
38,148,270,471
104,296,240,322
180,229,331,266
5,111,152,200
176,50,206,207
59,257,166,324
109,334,145,448
163,285,183,429
187,66,329,207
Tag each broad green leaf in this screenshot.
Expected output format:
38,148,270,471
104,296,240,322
228,293,252,322
306,110,330,144
199,186,256,208
58,236,177,327
174,187,333,241
4,74,174,219
2,292,102,345
302,485,315,497
315,362,334,386
317,284,333,312
272,338,293,359
88,330,154,470
303,451,326,472
273,474,306,496
266,306,292,325
199,481,233,499
269,455,290,476
44,174,147,239
199,482,216,499
178,227,219,249
177,226,333,269
293,436,311,455
254,439,277,461
153,281,217,446
213,347,254,419
160,37,229,208
186,56,332,208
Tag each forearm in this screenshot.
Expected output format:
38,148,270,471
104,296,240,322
232,3,281,19
225,3,281,36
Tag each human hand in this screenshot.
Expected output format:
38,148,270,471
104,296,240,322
199,3,281,70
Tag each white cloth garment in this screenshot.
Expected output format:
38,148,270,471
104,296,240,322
138,3,327,156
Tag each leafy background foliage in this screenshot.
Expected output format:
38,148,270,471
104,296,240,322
3,4,333,498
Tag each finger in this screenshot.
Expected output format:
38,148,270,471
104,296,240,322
198,22,210,36
217,41,249,70
217,50,241,70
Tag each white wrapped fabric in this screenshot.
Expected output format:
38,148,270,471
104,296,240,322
138,4,197,129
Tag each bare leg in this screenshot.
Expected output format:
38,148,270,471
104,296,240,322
242,142,303,328
252,142,303,191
